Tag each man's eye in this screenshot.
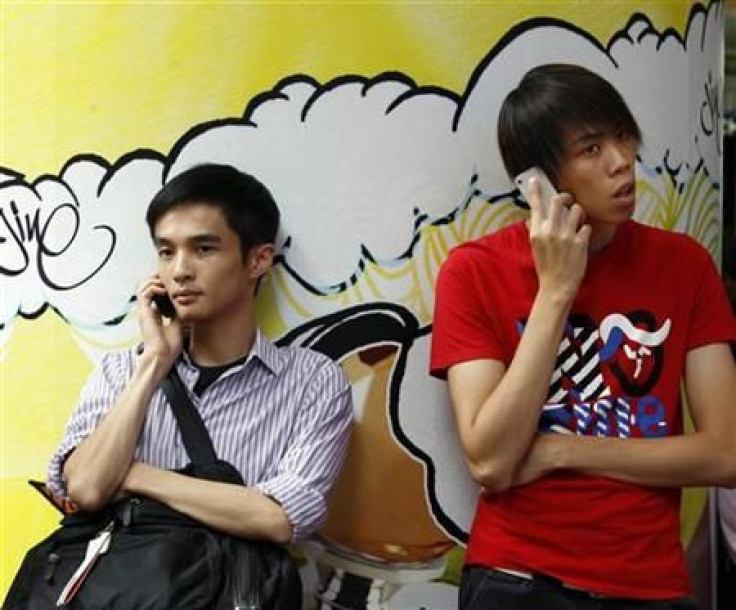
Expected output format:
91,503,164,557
198,245,217,255
582,144,600,157
157,249,173,259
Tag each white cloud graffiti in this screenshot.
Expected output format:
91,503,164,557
1,5,721,337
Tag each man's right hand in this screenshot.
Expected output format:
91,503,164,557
527,176,591,303
137,276,184,375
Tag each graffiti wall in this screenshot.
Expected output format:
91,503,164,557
0,1,724,606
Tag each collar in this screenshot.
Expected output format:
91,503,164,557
246,328,285,375
177,328,285,376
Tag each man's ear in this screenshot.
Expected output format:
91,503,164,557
248,243,275,280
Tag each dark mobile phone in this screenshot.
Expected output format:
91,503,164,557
152,293,177,319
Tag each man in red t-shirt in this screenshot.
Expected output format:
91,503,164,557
430,64,736,609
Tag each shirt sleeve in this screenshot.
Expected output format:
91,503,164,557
687,241,736,350
718,488,736,564
255,358,352,541
430,247,507,379
46,351,132,499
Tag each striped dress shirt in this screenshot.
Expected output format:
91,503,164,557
47,330,353,541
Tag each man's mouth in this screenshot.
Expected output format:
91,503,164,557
173,290,201,302
613,181,635,199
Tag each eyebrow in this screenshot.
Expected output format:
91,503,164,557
570,130,604,146
154,233,223,247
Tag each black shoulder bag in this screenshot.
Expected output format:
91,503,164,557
4,368,302,610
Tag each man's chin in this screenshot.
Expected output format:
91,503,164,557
612,201,636,221
175,310,204,324
593,209,635,227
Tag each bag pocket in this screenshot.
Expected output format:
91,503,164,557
4,521,103,610
75,524,224,610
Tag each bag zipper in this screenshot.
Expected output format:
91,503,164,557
44,552,60,584
121,497,140,527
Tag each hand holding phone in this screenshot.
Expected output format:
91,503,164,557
137,278,185,363
514,167,590,299
514,167,558,214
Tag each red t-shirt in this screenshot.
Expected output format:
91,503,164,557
430,220,736,599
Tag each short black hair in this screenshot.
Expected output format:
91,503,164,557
146,163,280,259
497,64,641,185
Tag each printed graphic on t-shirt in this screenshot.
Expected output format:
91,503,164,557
521,311,672,439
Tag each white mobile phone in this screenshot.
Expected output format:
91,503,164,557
514,167,558,212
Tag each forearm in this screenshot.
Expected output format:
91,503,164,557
124,463,292,543
510,344,736,490
63,354,165,510
541,432,736,488
459,290,572,490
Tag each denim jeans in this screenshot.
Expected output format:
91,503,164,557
459,566,701,610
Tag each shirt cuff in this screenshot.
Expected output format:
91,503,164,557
46,443,77,500
256,474,326,541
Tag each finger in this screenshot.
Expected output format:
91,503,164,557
576,223,592,249
138,276,168,315
546,193,573,231
148,274,166,292
138,274,164,293
553,192,574,209
164,315,184,337
562,203,584,234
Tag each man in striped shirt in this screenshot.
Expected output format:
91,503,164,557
47,163,353,544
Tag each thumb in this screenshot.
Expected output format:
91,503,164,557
577,223,592,247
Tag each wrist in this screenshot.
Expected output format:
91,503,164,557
134,348,174,383
537,283,578,307
530,288,575,332
123,462,158,496
121,462,141,495
540,433,570,470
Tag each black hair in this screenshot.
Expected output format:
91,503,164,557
497,64,641,185
145,163,280,259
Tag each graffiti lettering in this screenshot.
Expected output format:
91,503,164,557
699,70,721,156
0,201,31,275
0,198,116,290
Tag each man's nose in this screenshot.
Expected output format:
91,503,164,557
608,139,633,174
172,252,194,281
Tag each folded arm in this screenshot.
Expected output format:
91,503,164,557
62,354,169,510
61,277,183,511
515,343,736,488
123,463,292,543
124,367,352,543
449,293,572,493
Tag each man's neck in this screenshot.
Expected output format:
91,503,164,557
186,312,258,367
588,222,618,255
522,218,620,254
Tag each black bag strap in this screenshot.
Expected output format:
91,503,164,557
159,367,218,466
